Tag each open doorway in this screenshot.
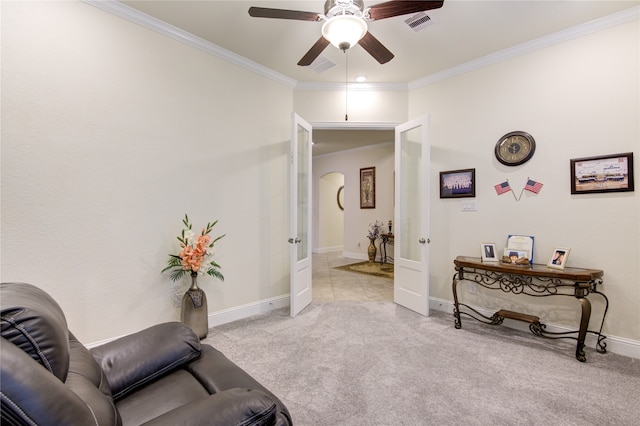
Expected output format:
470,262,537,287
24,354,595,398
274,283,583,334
312,129,394,258
312,128,396,303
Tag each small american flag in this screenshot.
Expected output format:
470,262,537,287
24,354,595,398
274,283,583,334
524,179,543,194
494,181,511,195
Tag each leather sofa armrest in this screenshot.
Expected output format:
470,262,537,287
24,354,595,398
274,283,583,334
140,388,277,426
91,322,201,400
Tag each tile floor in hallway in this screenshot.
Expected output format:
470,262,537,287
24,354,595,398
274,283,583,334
312,251,393,302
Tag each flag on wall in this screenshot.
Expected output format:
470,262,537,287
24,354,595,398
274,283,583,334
524,179,543,194
494,181,512,195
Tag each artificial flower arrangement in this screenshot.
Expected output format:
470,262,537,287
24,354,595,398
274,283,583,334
367,220,384,241
162,214,225,282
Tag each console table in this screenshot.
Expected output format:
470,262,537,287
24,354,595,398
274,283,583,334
380,233,394,264
452,256,608,362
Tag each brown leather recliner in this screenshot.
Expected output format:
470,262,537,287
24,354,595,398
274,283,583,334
0,282,292,425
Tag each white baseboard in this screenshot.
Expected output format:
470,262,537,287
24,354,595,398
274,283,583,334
208,294,290,327
86,295,291,349
429,297,640,360
314,245,343,254
89,295,638,360
342,251,367,261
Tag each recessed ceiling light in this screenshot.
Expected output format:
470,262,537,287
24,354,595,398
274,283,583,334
355,75,367,83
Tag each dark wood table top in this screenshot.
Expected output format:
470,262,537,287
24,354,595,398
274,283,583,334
454,256,603,282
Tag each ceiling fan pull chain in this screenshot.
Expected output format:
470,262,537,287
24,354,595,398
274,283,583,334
345,50,349,121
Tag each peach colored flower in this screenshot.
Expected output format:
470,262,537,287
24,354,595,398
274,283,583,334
162,214,225,282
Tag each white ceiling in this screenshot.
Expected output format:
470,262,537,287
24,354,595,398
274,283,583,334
121,0,636,85
117,0,638,155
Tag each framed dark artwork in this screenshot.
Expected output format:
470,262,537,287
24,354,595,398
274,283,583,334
439,168,476,198
571,152,634,194
360,167,375,209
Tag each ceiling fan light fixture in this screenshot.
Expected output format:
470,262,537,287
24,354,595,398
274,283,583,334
321,15,367,51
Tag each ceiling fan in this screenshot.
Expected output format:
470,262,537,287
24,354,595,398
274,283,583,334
248,0,444,66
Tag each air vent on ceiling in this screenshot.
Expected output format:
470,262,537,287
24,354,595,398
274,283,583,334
309,55,336,73
404,12,434,32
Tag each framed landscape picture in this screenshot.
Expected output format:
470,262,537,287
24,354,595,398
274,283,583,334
360,167,376,209
571,152,634,194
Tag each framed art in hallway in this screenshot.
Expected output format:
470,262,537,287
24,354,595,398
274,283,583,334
360,167,375,209
570,152,634,194
439,168,476,198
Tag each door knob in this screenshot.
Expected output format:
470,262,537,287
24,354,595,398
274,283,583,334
418,238,426,244
295,238,302,243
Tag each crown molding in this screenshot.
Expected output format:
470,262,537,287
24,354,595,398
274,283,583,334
84,1,638,93
409,5,640,90
311,121,398,130
83,0,297,89
296,82,408,91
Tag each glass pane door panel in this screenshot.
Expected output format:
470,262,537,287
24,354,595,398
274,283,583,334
400,126,422,262
297,124,309,262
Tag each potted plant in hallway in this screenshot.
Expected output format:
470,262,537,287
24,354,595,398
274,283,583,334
367,220,383,262
162,214,225,339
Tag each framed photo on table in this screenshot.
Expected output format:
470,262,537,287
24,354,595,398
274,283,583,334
480,243,498,262
503,248,530,264
507,234,534,264
548,247,571,270
571,152,634,194
360,167,376,209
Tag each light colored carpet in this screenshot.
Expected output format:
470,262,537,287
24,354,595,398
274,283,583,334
333,261,394,279
204,302,639,426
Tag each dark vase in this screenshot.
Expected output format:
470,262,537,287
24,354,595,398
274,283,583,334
368,237,377,262
181,272,208,339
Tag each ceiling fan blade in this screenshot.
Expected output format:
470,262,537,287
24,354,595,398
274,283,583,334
248,7,321,21
298,37,331,66
367,1,444,21
358,32,394,64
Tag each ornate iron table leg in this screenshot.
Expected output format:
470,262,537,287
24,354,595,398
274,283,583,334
575,297,591,362
452,272,462,329
591,287,609,354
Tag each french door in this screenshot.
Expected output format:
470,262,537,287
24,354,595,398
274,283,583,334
289,113,313,317
394,115,431,316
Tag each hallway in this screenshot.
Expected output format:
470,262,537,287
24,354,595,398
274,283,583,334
312,252,393,302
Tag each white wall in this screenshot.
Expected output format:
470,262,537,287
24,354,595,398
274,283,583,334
317,172,344,252
294,88,407,124
2,1,637,352
410,20,639,342
1,1,293,342
313,143,395,260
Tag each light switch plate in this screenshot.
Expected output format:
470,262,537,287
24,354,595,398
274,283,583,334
461,200,477,211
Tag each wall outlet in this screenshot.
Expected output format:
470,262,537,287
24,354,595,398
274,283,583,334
469,283,477,294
